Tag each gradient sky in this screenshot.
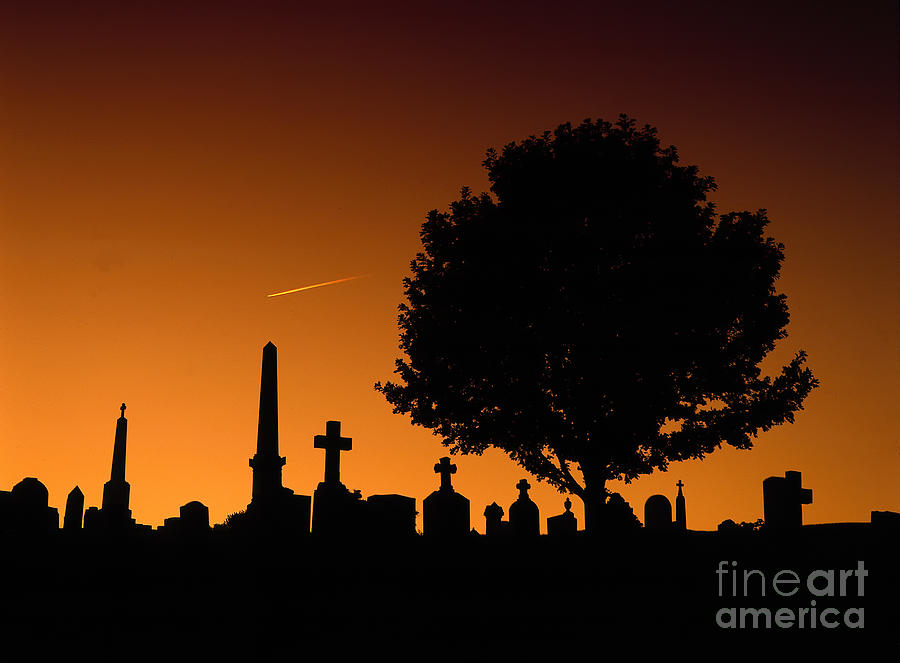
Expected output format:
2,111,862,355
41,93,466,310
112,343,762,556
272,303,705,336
1,1,897,532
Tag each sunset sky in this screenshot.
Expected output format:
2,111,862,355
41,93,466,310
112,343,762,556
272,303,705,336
1,1,897,532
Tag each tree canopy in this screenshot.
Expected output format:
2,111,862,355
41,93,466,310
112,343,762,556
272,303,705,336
375,116,818,530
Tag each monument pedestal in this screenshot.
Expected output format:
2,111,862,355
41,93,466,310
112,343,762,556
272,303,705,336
312,481,364,536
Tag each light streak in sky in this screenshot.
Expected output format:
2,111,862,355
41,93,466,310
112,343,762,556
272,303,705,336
267,275,369,298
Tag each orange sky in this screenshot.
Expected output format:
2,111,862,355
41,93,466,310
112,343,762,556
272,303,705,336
1,1,897,532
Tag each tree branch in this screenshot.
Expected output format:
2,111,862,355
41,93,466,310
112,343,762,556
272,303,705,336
554,451,585,499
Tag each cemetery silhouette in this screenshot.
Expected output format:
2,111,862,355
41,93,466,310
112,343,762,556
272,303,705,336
1,342,897,657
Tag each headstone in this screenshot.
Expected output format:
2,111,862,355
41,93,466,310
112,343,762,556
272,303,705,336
315,420,352,484
180,501,210,530
871,510,900,529
675,480,687,530
763,470,812,530
9,477,59,533
312,420,362,536
509,479,539,537
64,486,84,531
644,494,672,530
0,489,11,533
546,498,577,537
366,494,417,537
83,506,102,530
422,457,470,537
483,502,506,537
160,500,211,537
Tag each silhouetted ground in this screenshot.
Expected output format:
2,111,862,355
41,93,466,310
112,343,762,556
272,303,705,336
1,524,895,660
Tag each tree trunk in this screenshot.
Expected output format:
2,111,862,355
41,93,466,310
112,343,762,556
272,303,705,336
580,477,607,534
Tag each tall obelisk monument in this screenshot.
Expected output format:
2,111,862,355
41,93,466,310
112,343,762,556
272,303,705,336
249,342,287,507
101,403,132,518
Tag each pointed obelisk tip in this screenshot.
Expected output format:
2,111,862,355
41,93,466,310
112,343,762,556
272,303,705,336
264,341,276,350
69,485,83,496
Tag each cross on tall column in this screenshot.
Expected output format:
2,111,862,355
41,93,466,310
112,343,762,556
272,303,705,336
434,457,456,491
516,478,531,499
314,420,352,485
676,479,684,495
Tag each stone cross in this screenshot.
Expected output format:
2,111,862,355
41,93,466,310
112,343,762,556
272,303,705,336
314,420,352,484
516,478,531,499
434,457,456,491
676,479,684,494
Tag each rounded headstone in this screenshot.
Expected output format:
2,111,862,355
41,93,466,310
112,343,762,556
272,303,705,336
509,497,540,537
180,500,210,528
644,494,672,530
12,477,49,508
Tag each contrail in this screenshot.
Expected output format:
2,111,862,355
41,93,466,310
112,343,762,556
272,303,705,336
267,275,369,298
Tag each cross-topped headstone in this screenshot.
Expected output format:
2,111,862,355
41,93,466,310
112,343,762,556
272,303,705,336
423,456,469,536
675,480,687,530
120,403,126,417
314,420,352,485
509,477,539,537
516,479,531,499
434,457,456,491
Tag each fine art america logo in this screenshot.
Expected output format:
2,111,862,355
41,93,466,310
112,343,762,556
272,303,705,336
715,561,867,629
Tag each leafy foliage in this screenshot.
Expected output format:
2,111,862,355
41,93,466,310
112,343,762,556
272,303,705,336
717,518,765,533
221,510,248,529
605,492,642,531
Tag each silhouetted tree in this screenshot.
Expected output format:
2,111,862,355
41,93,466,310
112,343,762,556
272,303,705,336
717,518,765,533
222,510,248,529
376,116,817,532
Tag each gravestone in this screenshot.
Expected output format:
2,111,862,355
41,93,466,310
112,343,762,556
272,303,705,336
644,494,672,530
675,480,687,530
422,457,470,537
83,506,102,530
312,420,363,536
509,479,539,538
160,500,211,537
64,486,84,531
483,502,506,537
10,477,59,533
180,501,210,530
315,420,352,485
763,470,812,530
0,489,10,533
366,494,417,537
546,498,577,537
871,510,900,529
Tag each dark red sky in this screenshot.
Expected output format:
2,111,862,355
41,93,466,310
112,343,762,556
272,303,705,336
1,1,897,530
